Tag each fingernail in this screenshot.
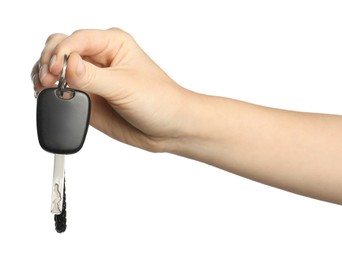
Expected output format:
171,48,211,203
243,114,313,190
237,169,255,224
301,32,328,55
39,64,48,82
49,55,56,71
76,56,85,77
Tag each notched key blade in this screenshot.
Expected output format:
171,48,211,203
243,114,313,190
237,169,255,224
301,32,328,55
51,183,62,214
51,154,65,214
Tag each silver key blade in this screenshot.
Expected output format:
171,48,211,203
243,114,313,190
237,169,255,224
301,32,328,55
51,154,65,214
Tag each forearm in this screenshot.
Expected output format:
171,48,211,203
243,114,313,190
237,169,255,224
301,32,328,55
167,91,342,204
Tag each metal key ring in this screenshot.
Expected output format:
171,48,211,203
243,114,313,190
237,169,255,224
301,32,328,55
57,55,69,95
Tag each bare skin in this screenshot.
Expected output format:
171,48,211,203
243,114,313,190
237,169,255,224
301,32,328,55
32,28,342,205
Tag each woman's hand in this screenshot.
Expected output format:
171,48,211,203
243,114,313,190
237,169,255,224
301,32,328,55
32,28,193,152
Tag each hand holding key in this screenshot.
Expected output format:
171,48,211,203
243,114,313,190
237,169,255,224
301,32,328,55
32,28,190,153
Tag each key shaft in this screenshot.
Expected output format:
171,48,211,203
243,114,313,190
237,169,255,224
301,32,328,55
51,154,65,214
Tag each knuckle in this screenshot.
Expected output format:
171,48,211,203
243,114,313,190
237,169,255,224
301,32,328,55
71,29,86,36
107,27,134,41
64,29,89,49
45,33,67,45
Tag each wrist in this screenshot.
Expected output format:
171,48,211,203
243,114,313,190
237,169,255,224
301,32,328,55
162,92,234,165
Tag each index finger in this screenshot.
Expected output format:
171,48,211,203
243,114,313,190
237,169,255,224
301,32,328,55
49,28,131,75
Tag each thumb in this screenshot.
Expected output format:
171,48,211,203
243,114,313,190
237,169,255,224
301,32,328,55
66,52,115,98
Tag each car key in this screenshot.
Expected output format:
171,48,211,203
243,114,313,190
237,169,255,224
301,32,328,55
36,55,91,233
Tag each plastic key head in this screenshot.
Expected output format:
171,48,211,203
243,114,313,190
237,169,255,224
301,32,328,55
36,87,91,154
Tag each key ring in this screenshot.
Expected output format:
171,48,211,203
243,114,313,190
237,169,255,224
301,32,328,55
57,55,69,96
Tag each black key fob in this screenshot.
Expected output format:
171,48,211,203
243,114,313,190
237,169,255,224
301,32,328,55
36,88,91,154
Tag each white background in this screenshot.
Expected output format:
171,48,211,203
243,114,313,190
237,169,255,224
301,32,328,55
1,0,342,259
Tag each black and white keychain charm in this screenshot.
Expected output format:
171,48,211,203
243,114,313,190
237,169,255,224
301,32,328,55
36,55,91,233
